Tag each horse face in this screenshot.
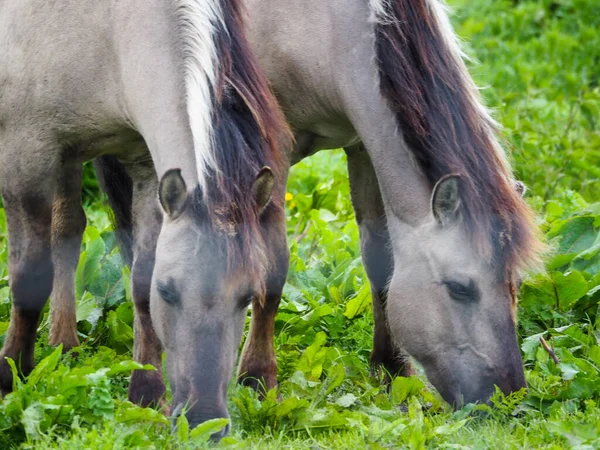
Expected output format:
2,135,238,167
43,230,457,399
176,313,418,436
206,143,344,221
150,169,273,435
385,176,527,407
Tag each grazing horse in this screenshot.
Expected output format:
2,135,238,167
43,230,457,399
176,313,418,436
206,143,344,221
240,0,541,405
108,0,537,411
0,0,289,435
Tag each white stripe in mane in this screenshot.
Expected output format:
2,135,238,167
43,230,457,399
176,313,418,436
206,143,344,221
175,0,226,188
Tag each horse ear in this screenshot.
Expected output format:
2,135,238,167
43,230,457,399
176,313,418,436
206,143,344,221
431,174,461,226
514,180,527,197
159,169,188,219
252,166,274,215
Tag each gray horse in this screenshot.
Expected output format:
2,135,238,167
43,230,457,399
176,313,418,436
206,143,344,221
93,0,543,411
0,0,289,435
242,0,542,405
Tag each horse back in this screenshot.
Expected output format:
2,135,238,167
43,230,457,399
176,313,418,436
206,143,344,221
0,0,181,150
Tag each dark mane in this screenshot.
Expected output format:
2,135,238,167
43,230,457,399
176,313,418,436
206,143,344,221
195,0,290,275
373,0,542,274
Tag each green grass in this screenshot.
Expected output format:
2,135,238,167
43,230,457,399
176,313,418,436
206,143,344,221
1,0,600,448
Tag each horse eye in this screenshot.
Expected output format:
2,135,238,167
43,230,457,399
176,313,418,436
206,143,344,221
443,280,477,303
157,280,179,305
240,295,255,309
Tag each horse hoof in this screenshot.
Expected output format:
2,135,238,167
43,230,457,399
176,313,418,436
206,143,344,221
129,369,166,408
48,330,80,353
0,361,13,394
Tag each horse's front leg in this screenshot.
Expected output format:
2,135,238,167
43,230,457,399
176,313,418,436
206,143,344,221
127,166,166,408
49,162,86,351
345,145,415,382
0,146,58,393
237,203,289,395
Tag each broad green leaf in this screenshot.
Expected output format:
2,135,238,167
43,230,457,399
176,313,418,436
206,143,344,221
275,396,308,418
558,363,580,381
107,310,134,353
107,361,154,376
520,273,556,308
76,291,97,323
77,233,106,295
391,376,425,404
21,402,44,439
335,393,357,408
116,404,169,426
189,418,230,443
28,346,62,386
551,271,588,310
343,284,371,319
548,216,597,256
434,419,469,435
521,332,545,361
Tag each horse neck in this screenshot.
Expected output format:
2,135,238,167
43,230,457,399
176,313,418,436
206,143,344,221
113,0,221,188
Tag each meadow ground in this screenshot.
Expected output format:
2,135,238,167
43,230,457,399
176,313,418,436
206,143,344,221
1,0,600,448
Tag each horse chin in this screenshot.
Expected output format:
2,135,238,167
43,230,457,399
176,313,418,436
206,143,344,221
419,359,495,409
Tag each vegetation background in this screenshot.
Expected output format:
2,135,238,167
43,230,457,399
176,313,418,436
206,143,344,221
1,0,600,448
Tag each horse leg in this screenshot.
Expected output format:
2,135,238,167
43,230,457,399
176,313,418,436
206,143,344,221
48,162,85,351
0,150,56,393
127,165,166,408
345,144,415,381
237,199,289,394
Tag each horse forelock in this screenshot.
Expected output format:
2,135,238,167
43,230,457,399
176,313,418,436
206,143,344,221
190,185,269,298
371,0,542,275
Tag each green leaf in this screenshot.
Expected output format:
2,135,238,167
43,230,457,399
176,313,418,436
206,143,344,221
324,363,346,396
4,357,21,392
189,418,230,443
117,404,169,426
343,284,371,319
107,360,154,376
76,291,97,323
548,216,597,256
275,396,309,418
21,402,44,440
391,376,425,404
76,231,106,296
520,273,556,308
335,393,357,408
434,419,469,435
175,413,190,442
589,346,600,367
521,332,545,361
558,363,580,381
551,271,588,310
107,310,134,353
89,384,114,419
27,346,62,386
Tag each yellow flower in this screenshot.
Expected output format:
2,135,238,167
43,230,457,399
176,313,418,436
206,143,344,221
285,192,294,202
